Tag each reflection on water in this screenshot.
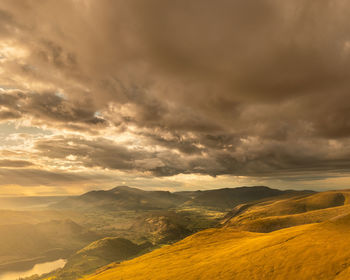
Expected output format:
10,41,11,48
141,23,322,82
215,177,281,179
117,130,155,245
0,259,66,280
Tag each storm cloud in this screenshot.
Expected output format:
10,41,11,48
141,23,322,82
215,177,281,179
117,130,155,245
1,0,350,192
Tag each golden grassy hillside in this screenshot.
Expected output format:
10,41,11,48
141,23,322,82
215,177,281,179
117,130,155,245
223,190,350,232
82,213,350,280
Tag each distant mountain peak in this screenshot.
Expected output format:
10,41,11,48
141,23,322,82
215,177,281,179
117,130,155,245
108,186,145,192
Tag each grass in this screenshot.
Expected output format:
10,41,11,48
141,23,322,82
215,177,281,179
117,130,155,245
81,190,350,280
223,190,350,232
82,213,350,280
25,190,350,280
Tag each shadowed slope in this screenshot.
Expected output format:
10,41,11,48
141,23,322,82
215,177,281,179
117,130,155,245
223,190,350,232
47,237,151,280
129,212,192,243
82,214,350,280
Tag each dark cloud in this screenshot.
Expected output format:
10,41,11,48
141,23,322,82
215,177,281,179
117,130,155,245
0,9,16,37
27,92,106,125
0,110,22,120
0,159,33,167
35,136,138,170
34,136,185,174
31,135,350,178
1,0,350,186
0,90,106,131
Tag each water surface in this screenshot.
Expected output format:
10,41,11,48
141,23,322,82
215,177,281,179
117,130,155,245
0,259,66,280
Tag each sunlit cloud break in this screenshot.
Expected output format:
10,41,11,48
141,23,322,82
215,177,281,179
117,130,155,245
1,0,350,195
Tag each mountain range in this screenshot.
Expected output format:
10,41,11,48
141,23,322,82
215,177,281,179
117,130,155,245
54,185,313,211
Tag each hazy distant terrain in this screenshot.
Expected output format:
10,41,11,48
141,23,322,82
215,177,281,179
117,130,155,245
54,185,309,211
0,196,70,210
0,219,98,272
1,186,350,280
0,185,312,279
48,186,311,243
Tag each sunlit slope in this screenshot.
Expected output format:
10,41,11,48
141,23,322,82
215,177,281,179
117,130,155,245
223,190,350,232
83,215,350,280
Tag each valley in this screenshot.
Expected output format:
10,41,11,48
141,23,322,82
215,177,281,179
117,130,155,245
1,186,348,280
2,185,289,279
1,2,347,279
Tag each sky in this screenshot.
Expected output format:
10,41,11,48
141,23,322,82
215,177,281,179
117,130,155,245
1,0,350,195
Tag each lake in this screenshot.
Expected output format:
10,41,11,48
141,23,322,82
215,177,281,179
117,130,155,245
0,259,66,280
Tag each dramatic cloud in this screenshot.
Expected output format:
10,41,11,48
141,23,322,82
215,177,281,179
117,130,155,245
1,0,350,194
0,159,33,167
